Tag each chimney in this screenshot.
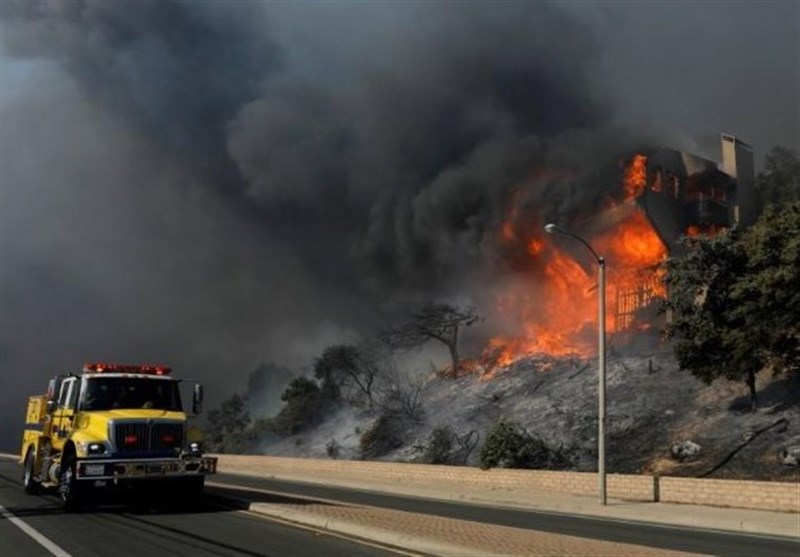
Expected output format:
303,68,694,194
720,133,756,226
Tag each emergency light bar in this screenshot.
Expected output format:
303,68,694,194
82,363,172,375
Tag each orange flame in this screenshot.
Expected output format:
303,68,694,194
485,204,666,368
623,154,647,200
527,238,544,256
685,224,724,238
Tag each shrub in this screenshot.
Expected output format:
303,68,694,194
479,420,571,470
205,393,252,453
359,412,406,459
422,427,455,464
326,439,341,459
269,377,324,435
377,373,426,423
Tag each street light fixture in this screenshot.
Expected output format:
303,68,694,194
544,223,607,506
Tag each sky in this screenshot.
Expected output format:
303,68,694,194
1,0,798,450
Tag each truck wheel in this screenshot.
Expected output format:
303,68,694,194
22,449,40,495
59,455,83,511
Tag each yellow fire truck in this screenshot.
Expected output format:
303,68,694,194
20,363,217,510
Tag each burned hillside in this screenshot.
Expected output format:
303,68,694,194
257,351,800,482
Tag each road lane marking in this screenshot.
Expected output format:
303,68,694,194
0,505,72,557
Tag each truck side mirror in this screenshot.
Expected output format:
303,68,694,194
192,384,203,415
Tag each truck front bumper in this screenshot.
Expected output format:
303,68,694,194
76,456,217,481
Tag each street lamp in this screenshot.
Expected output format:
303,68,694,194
544,223,607,506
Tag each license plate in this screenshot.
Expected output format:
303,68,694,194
84,464,105,476
147,463,179,475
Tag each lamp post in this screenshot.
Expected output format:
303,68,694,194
544,223,607,506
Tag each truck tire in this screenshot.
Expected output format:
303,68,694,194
22,449,40,495
59,455,83,511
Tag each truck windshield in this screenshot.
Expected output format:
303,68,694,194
81,378,182,411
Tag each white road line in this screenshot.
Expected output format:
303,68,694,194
0,505,72,557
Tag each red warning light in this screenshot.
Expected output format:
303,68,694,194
83,363,172,375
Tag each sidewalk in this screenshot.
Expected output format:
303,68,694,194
209,469,799,557
210,479,703,557
214,469,800,539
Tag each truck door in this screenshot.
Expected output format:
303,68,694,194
51,378,78,451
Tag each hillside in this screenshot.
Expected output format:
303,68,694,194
256,352,800,482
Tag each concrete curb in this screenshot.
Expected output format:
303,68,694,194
246,501,485,557
207,480,494,556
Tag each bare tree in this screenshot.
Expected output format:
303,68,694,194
380,302,480,376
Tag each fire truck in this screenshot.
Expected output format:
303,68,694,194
20,363,217,510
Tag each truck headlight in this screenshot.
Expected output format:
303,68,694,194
88,443,107,455
189,442,202,455
77,441,108,456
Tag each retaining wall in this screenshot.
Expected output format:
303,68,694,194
215,455,800,513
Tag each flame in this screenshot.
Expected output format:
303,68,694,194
623,154,647,200
527,238,544,256
685,223,724,238
485,203,667,368
686,225,702,237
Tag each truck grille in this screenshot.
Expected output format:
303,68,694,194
112,421,183,454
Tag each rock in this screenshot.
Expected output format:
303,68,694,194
671,440,701,462
781,446,800,468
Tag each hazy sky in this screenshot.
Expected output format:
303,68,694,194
1,1,797,450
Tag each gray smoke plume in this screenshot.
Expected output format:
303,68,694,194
1,1,797,449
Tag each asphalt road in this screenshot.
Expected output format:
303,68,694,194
0,460,401,557
2,457,797,557
211,472,800,557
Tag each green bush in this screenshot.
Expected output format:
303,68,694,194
205,393,252,453
359,412,406,459
269,377,324,436
422,427,455,464
479,420,571,470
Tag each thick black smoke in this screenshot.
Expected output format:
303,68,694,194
2,1,796,449
225,2,646,295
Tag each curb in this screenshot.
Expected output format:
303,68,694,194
248,501,486,557
208,481,487,556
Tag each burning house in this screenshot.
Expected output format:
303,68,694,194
612,133,757,334
484,134,756,368
632,133,757,251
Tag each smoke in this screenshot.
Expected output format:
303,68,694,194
1,1,796,449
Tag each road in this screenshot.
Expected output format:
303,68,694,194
0,460,401,557
2,459,797,557
210,472,799,557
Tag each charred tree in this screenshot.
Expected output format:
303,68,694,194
381,303,480,377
